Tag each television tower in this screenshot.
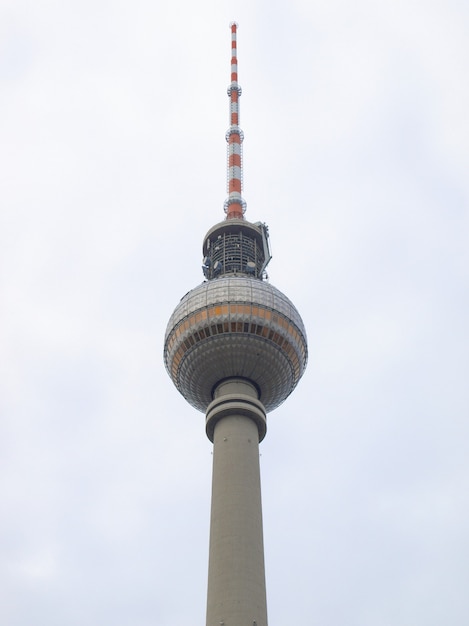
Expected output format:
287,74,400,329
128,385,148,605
164,23,308,626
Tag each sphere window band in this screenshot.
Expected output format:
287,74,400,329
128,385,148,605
166,304,305,356
166,303,303,351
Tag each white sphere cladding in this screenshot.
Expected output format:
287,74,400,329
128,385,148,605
164,276,308,413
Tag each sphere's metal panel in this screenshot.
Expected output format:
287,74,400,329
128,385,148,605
164,276,308,413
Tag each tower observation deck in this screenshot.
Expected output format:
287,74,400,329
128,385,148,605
164,23,308,626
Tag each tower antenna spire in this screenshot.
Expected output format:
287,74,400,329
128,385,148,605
224,21,246,220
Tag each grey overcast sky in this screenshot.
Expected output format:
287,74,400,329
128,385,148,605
1,1,468,625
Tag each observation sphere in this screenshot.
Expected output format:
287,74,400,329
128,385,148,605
164,276,308,413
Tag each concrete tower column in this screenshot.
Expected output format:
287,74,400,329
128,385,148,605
205,379,268,626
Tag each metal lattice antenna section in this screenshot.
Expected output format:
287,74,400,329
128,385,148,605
224,22,246,219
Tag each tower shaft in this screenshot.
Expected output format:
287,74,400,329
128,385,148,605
206,379,268,626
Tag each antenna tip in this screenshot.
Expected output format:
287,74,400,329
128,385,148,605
229,21,238,30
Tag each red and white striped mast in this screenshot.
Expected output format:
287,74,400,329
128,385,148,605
224,22,246,220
